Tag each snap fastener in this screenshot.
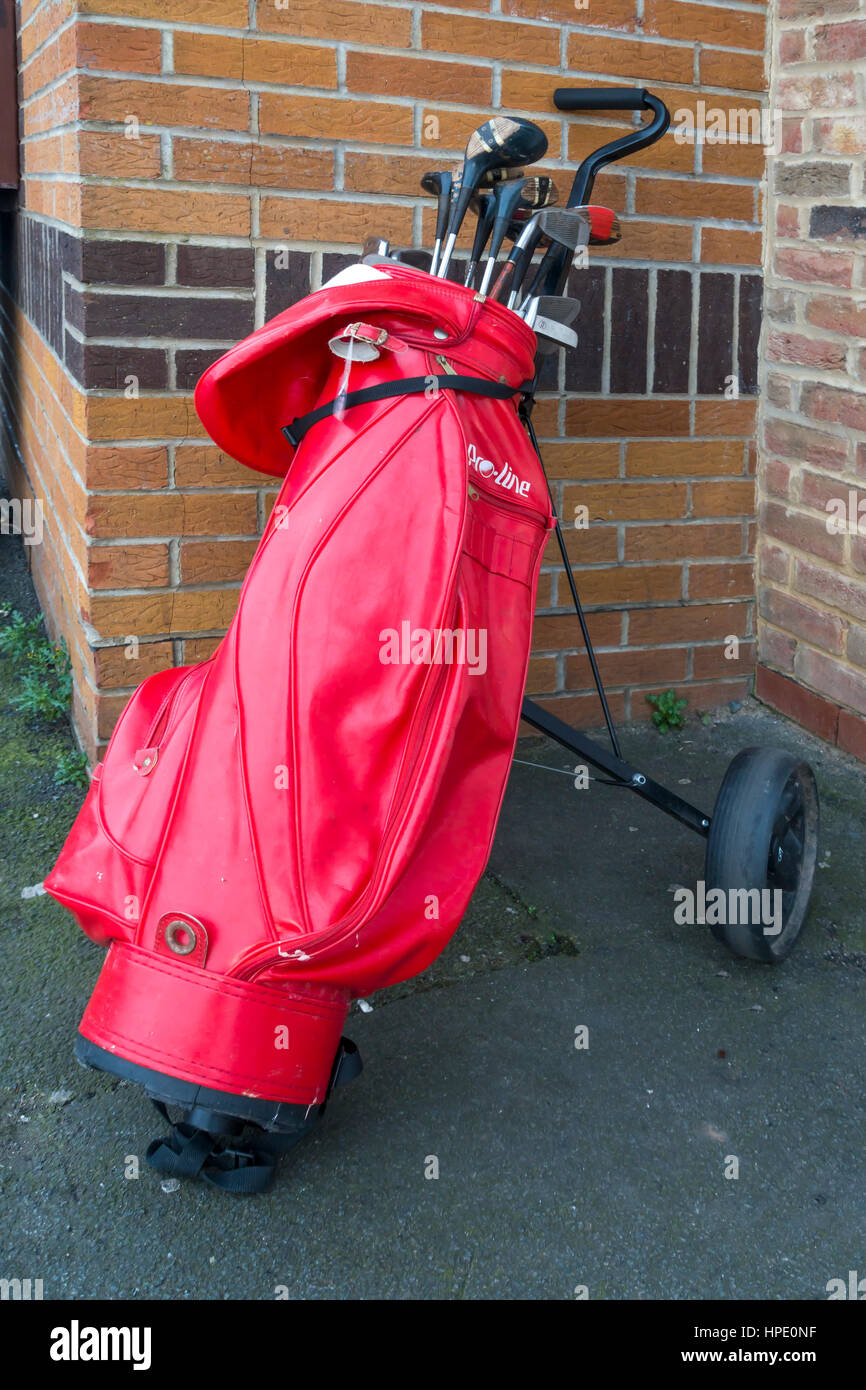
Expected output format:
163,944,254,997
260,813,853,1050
165,919,197,955
433,328,448,340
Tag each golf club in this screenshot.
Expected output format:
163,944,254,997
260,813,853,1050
436,117,548,278
521,294,581,352
421,171,452,275
516,208,592,309
491,207,589,303
477,175,558,295
464,190,496,287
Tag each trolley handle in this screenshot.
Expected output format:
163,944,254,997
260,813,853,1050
554,87,671,209
540,86,671,295
553,86,650,112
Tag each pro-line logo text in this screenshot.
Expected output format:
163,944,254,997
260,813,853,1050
467,443,530,497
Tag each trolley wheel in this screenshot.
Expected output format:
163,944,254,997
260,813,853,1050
704,747,819,963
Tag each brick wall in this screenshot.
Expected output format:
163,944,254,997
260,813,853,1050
1,0,770,757
757,0,866,761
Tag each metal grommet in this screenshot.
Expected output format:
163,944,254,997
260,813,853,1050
165,919,196,956
433,328,448,340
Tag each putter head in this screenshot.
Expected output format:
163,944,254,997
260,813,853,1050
533,316,578,353
532,295,581,325
529,296,581,354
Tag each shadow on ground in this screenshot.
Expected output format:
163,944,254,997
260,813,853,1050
2,526,864,1299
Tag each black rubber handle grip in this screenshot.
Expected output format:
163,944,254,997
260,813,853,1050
554,87,649,112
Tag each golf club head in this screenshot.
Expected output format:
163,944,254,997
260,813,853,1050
456,166,525,193
420,171,453,275
465,116,548,168
437,118,548,276
571,204,622,246
532,295,581,325
533,316,578,353
361,234,391,261
523,294,581,353
521,175,558,211
533,207,591,252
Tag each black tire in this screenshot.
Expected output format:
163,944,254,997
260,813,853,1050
704,747,820,962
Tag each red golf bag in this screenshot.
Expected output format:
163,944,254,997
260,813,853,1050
46,265,553,1190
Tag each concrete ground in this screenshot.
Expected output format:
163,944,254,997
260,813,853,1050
2,526,864,1300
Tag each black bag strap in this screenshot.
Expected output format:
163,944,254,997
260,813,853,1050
282,375,534,448
144,1037,362,1195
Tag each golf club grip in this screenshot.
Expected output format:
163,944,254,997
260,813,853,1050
554,87,648,112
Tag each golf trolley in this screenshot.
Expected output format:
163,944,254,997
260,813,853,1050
408,85,820,963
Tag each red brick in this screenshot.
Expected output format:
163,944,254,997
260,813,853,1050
767,331,848,371
759,624,797,672
801,383,866,433
796,557,866,622
794,644,866,717
777,73,858,111
760,500,844,564
779,30,806,63
764,417,848,470
755,664,840,742
813,18,866,62
759,587,846,654
805,293,866,339
762,457,792,498
814,115,866,156
837,707,866,761
759,543,790,583
775,246,854,288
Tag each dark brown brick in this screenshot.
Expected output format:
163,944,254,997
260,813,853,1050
610,267,648,395
738,273,762,395
697,272,734,395
176,244,255,287
564,265,605,394
653,268,691,394
265,249,311,320
80,239,166,285
68,291,255,340
176,348,227,390
65,337,169,390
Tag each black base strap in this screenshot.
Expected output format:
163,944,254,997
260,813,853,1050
282,375,533,447
144,1037,362,1195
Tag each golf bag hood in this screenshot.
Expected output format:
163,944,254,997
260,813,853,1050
46,266,553,1184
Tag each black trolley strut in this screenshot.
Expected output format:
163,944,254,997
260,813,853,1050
515,84,712,842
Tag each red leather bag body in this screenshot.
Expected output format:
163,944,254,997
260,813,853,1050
46,266,553,1125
